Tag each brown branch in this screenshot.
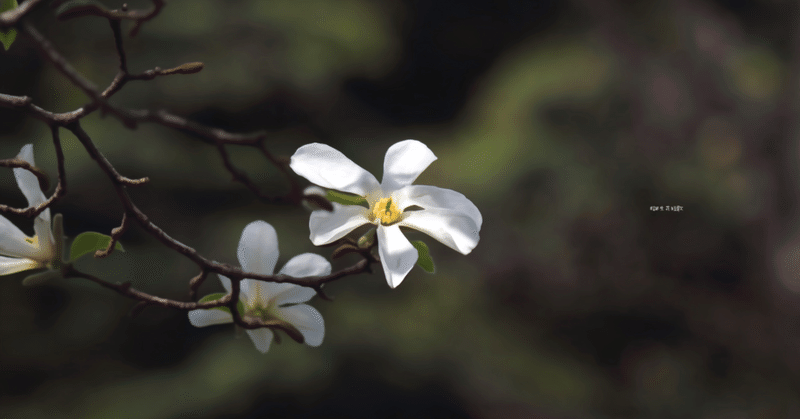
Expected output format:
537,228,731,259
20,22,101,107
3,7,379,341
0,125,68,218
63,264,232,311
0,93,87,124
0,0,44,29
66,121,374,289
66,121,148,186
0,158,49,191
189,268,210,301
56,0,165,37
94,212,129,258
62,264,306,343
109,18,127,72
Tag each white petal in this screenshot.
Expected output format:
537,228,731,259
279,253,332,278
276,304,325,347
237,221,279,276
0,256,42,275
188,308,233,327
0,215,38,258
271,253,331,305
290,143,380,197
303,185,327,197
394,185,482,230
381,140,437,192
218,274,253,307
398,208,480,255
377,225,418,288
309,203,370,246
14,144,48,209
246,328,274,353
217,274,233,294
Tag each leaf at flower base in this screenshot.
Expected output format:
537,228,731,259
0,0,18,51
198,292,245,316
410,240,435,273
326,189,368,206
69,232,125,262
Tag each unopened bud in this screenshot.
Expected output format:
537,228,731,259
357,228,376,249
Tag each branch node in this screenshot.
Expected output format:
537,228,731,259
189,269,210,301
95,212,129,258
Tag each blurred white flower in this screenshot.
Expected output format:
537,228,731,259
188,221,327,353
290,139,482,288
0,144,57,276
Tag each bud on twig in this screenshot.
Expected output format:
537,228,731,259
358,228,376,249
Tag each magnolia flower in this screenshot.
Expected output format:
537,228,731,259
0,144,57,276
290,139,482,288
188,221,327,353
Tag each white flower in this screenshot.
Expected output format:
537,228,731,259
0,144,57,276
188,221,327,353
290,139,482,288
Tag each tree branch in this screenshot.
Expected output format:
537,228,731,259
0,0,44,29
0,125,67,218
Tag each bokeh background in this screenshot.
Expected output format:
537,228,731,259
3,0,800,417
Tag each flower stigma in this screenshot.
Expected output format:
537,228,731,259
371,197,402,225
25,236,39,246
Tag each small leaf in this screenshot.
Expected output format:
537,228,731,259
410,240,435,273
326,190,368,207
69,232,125,262
22,269,61,286
0,0,18,51
198,293,245,316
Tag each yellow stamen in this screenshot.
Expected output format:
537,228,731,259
371,197,402,225
25,235,39,246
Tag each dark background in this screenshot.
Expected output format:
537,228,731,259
2,0,800,417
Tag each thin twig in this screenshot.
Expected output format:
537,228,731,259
67,121,374,289
0,126,68,218
55,0,165,37
0,158,49,191
95,212,130,258
0,0,44,29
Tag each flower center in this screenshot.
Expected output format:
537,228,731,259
371,197,402,225
248,304,278,322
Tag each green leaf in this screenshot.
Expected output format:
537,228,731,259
326,189,368,206
410,240,435,273
198,292,245,316
0,0,18,51
69,232,125,262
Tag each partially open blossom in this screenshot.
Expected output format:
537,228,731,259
0,144,57,276
290,140,482,288
188,221,327,353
